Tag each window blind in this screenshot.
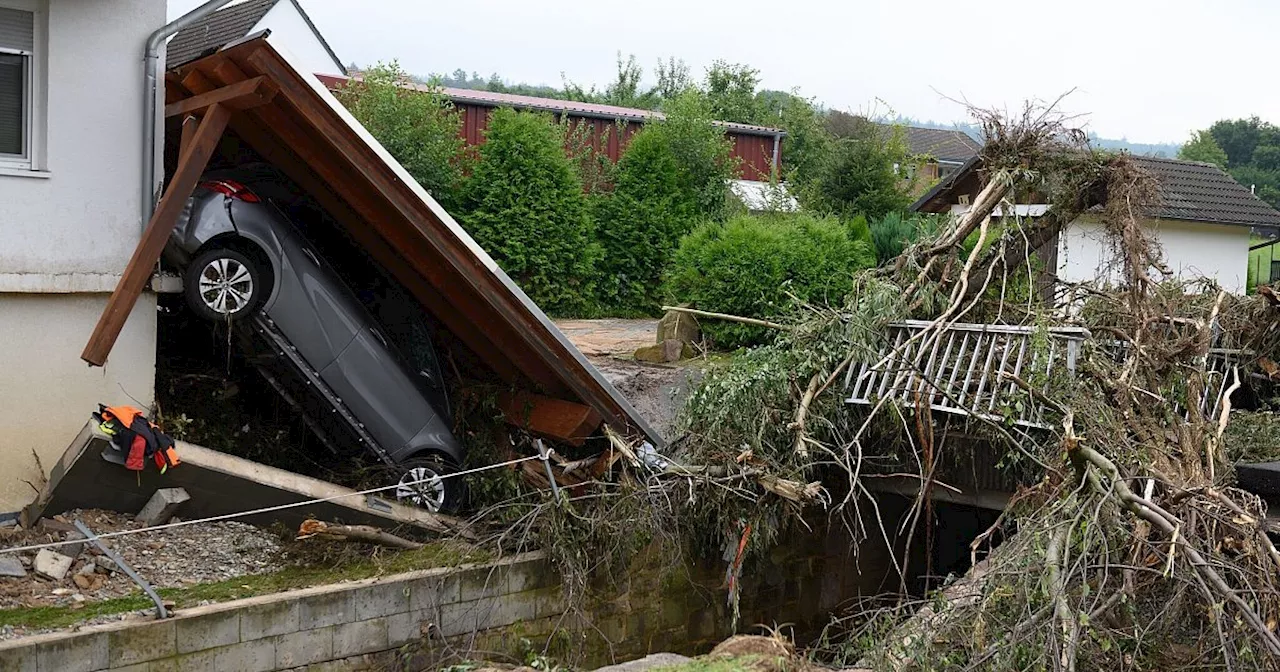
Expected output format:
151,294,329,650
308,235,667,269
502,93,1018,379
0,7,33,52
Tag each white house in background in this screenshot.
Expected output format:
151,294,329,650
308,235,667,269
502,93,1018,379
911,155,1280,294
0,0,166,511
166,0,345,76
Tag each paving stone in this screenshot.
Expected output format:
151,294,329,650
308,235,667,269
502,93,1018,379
33,549,73,580
0,556,26,578
136,487,190,527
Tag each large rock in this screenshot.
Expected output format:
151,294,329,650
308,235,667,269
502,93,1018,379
657,309,700,346
593,653,692,671
0,556,26,578
33,549,74,580
634,339,692,364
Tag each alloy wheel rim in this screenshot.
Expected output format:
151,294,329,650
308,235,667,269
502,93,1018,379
198,257,254,315
396,467,446,511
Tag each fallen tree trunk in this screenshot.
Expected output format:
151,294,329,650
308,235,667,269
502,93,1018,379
296,519,423,550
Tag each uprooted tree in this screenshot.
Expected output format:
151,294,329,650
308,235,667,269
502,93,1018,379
461,98,1280,670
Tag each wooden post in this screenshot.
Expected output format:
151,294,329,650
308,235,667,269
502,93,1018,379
82,103,232,366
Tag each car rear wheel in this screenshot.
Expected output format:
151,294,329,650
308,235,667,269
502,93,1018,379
394,456,464,514
185,247,265,322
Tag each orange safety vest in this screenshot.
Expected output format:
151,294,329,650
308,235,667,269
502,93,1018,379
94,405,180,474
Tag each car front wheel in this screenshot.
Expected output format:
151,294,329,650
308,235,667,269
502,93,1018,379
185,247,265,322
394,456,464,514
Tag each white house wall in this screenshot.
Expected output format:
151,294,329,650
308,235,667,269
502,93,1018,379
0,0,164,510
251,1,342,76
1057,216,1249,294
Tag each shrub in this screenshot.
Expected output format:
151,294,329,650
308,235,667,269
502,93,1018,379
335,62,468,211
665,213,876,348
592,129,695,314
460,108,597,315
647,90,738,221
869,212,939,264
806,120,911,221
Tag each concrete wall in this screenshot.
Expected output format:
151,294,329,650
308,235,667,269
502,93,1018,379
0,0,165,511
251,1,343,77
1058,216,1250,293
0,510,906,670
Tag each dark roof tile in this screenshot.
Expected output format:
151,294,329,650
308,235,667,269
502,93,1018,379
1131,156,1280,228
882,125,982,163
166,0,277,69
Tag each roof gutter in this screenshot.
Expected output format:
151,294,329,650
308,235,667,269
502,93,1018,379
142,0,237,229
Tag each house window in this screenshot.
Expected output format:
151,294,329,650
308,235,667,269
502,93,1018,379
0,6,33,161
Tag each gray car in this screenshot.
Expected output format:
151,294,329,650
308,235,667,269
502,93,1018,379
165,173,465,512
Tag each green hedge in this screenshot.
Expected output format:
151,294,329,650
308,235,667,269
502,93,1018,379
665,213,876,348
460,108,597,315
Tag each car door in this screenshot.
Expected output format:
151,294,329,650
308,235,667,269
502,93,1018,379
319,326,439,454
260,220,365,372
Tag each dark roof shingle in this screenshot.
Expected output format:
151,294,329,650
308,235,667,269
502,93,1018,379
1131,156,1280,228
896,126,982,163
166,0,277,69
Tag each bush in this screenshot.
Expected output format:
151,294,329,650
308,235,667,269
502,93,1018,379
806,120,911,221
665,213,876,348
869,212,939,265
460,108,597,315
592,129,695,314
647,90,738,221
335,62,468,211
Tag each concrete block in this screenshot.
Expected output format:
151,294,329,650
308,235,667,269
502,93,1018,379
0,642,35,672
0,556,26,578
32,549,73,580
109,664,151,672
408,574,455,612
240,598,301,640
212,638,275,672
136,487,190,527
176,609,241,653
272,626,334,668
59,532,86,558
436,597,501,638
147,647,218,672
506,558,555,593
352,580,409,621
34,632,108,672
458,565,505,602
333,617,388,658
386,610,428,648
107,619,175,667
297,589,354,629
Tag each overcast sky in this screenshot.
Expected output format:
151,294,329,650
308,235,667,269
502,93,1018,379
169,0,1275,144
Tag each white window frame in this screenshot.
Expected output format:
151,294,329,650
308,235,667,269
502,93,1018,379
0,0,44,174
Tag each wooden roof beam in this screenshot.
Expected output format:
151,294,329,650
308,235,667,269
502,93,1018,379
82,103,231,366
165,76,278,118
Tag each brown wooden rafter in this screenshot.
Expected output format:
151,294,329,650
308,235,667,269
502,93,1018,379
164,76,277,118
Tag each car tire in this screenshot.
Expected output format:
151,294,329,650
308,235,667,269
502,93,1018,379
393,456,464,514
185,247,265,322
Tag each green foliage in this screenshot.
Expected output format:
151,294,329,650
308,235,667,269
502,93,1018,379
805,121,911,221
335,62,468,211
846,213,872,246
1177,130,1228,167
592,129,696,314
460,108,598,315
1208,117,1273,168
869,211,939,265
770,91,835,192
646,91,739,221
665,213,877,348
703,60,764,125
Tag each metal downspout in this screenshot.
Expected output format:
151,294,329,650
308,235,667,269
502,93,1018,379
142,0,237,228
771,132,782,181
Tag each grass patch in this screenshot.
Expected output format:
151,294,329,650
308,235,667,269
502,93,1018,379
0,540,487,631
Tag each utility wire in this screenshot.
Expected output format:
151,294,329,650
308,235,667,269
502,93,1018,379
1,455,540,555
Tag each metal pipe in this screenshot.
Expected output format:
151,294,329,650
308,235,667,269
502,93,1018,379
771,132,781,180
142,0,236,228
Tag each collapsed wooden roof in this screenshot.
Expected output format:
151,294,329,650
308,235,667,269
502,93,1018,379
82,35,659,447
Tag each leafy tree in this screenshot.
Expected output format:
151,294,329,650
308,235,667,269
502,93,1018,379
335,62,468,210
806,121,911,221
665,213,876,348
654,57,694,102
592,129,695,313
703,61,763,125
645,90,739,221
1228,165,1280,207
767,91,834,192
1178,130,1228,167
460,108,597,314
1208,117,1270,168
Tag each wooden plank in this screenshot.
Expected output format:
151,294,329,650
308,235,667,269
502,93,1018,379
496,390,603,446
178,114,199,158
82,103,231,366
164,76,277,117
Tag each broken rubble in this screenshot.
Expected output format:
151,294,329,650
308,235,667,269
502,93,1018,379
33,549,74,581
61,531,87,557
0,556,25,578
135,487,190,527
